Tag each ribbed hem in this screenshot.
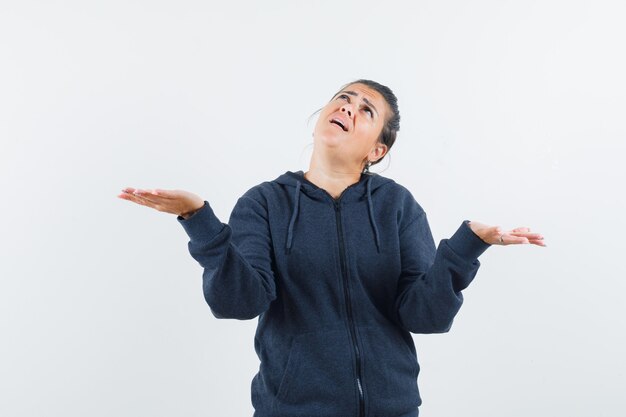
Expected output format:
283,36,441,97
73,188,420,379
176,201,225,243
447,220,491,260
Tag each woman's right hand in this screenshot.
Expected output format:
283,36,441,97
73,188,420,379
118,187,205,219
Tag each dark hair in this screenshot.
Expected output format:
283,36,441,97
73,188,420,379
310,79,401,171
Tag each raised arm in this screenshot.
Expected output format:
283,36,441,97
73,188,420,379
392,190,546,335
177,193,277,320
118,186,277,320
393,208,491,334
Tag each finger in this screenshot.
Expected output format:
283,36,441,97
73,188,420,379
118,189,140,200
511,227,531,232
527,237,547,247
504,235,530,245
131,189,179,207
139,188,179,198
119,192,159,210
151,188,177,199
131,190,162,205
508,232,544,240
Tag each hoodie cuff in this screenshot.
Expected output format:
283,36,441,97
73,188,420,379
447,220,491,260
176,201,225,243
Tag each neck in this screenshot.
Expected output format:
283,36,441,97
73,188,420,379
304,155,364,199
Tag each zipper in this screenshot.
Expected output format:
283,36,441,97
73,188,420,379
333,198,366,417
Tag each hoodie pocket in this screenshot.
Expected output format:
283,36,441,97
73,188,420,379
360,325,421,415
272,329,356,416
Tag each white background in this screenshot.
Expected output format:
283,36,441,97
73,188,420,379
1,1,624,416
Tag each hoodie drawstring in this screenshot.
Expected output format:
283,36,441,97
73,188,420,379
285,176,380,254
285,180,301,254
366,175,381,253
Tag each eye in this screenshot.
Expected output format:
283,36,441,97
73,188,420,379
337,94,349,100
363,107,373,117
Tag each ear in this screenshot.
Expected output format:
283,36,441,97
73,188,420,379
369,143,388,163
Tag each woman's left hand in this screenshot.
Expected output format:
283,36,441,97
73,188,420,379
468,221,546,247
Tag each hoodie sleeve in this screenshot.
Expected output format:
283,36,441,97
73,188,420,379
177,194,277,320
393,210,491,334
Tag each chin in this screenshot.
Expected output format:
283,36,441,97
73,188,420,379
314,128,345,148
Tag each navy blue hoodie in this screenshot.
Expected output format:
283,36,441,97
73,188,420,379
177,170,491,417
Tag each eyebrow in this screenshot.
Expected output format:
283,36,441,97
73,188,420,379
335,90,379,117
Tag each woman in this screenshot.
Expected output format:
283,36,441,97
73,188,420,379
118,79,545,417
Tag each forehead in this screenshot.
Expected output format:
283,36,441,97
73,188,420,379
334,83,384,102
332,83,388,117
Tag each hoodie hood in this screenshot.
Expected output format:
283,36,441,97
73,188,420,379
273,170,394,255
273,170,394,200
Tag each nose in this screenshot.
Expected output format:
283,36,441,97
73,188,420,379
340,104,353,118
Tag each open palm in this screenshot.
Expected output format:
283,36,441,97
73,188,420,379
468,221,546,247
117,187,205,218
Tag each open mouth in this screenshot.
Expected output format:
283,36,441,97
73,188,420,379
330,118,348,132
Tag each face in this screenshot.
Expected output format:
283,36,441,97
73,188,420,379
313,83,389,168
